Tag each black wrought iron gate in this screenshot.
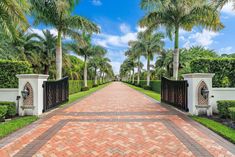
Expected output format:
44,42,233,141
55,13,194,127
161,77,188,111
43,77,69,112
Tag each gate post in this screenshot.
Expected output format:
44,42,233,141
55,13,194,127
16,74,49,116
183,73,214,116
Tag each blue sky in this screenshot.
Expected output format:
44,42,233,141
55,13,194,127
31,0,235,74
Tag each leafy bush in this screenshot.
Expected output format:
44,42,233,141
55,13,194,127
69,80,83,94
81,87,90,91
217,100,235,118
69,80,94,94
0,102,17,118
0,60,32,88
93,84,98,87
150,80,161,93
143,85,152,90
134,80,161,93
87,80,94,89
229,107,235,121
191,58,235,87
0,106,8,121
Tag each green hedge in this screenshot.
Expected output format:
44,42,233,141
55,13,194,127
229,107,235,121
217,100,235,118
0,106,8,121
0,102,17,119
0,102,16,118
0,60,32,88
69,80,95,94
191,58,235,87
131,80,161,93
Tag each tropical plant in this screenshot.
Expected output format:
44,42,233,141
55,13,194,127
127,41,144,85
30,0,99,79
0,0,29,38
134,31,164,86
35,30,57,74
66,34,105,87
140,0,223,80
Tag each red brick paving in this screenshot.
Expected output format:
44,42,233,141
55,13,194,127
0,82,234,157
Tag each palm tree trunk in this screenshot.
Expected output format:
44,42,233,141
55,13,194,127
84,55,88,87
44,65,50,75
56,30,62,80
94,68,97,85
132,68,135,84
147,53,150,86
173,26,180,80
137,56,140,85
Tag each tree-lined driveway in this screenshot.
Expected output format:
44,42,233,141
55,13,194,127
0,82,235,157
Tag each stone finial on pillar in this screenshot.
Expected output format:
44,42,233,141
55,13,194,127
183,73,214,116
16,74,49,116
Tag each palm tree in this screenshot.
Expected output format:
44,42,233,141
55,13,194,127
134,31,164,86
30,0,99,80
36,30,57,74
88,48,108,85
99,57,112,84
140,0,223,80
0,0,29,38
66,34,105,87
128,40,144,85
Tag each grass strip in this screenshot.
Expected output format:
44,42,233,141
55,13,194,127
0,116,38,139
125,83,161,101
192,116,235,144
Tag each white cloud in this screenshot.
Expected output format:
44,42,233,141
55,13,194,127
219,46,234,54
92,0,102,6
93,32,137,48
28,28,58,37
182,29,219,48
221,2,235,16
120,23,131,34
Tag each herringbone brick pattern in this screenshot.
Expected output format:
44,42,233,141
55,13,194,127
0,82,234,157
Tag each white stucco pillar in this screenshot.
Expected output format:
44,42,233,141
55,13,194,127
183,73,214,116
16,74,49,116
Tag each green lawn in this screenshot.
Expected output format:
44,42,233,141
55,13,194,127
192,116,235,144
126,83,161,101
0,116,38,139
61,83,110,107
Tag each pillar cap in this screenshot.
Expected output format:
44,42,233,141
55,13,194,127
16,74,49,79
183,73,215,78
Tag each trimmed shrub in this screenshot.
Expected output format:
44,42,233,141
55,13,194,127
69,80,83,94
150,80,161,93
0,102,17,118
0,60,32,88
229,107,235,121
191,58,235,87
217,100,235,118
81,87,90,91
69,80,94,94
143,85,152,90
0,106,8,121
136,80,161,93
93,84,98,87
87,80,94,89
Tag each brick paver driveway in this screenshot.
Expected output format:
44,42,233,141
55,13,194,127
0,82,235,157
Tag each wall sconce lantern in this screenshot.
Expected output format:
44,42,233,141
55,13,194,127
21,87,29,100
201,87,209,100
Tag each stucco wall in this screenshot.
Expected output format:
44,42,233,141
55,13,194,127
0,89,18,103
211,88,235,112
